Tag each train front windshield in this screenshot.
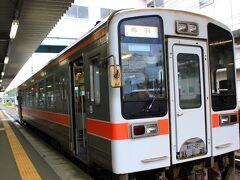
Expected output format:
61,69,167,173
119,16,167,119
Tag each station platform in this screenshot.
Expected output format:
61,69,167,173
1,104,240,180
0,105,92,180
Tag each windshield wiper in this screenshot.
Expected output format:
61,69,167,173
144,97,156,112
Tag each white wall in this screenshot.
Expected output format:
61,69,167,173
48,0,147,38
163,0,240,31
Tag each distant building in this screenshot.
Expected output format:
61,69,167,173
48,0,147,39
148,0,239,31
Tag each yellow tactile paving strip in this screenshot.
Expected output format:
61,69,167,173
0,111,41,180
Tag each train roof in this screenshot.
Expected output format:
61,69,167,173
19,8,232,87
52,8,231,61
112,8,230,30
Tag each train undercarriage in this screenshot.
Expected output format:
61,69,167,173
111,152,236,180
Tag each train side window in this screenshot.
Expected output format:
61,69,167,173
21,89,25,105
23,88,26,106
27,87,31,106
55,69,67,113
38,80,45,108
26,87,30,106
46,76,54,109
30,84,38,107
35,84,39,106
23,89,27,106
90,59,101,104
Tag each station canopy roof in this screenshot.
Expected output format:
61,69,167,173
0,0,73,91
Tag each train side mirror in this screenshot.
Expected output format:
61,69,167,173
102,54,122,88
109,65,121,88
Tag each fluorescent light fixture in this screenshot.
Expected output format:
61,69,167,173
121,54,132,60
1,72,5,76
0,80,2,83
10,20,19,39
4,57,9,64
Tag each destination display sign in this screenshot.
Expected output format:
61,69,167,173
125,25,158,38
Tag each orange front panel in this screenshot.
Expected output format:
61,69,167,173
111,123,129,140
87,118,169,140
158,119,169,135
87,119,129,140
212,114,219,128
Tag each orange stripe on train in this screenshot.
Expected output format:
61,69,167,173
22,107,70,126
22,107,169,139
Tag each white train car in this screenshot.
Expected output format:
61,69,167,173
18,8,239,179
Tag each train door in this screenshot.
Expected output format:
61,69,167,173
71,58,87,161
83,45,110,167
168,38,211,164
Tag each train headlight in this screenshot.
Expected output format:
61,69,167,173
189,24,198,33
131,122,158,138
178,22,188,32
176,21,199,35
146,123,158,135
220,114,229,126
219,113,238,126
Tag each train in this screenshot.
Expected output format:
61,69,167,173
18,8,239,179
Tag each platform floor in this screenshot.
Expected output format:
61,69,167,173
0,105,92,180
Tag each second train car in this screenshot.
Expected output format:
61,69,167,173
18,8,239,179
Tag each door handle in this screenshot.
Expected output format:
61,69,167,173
177,111,183,116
